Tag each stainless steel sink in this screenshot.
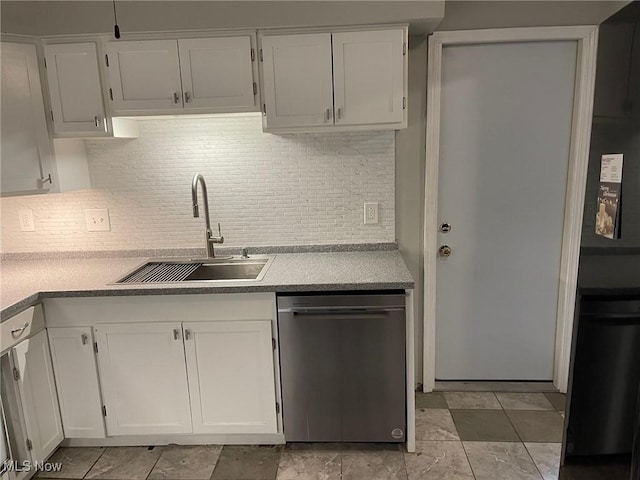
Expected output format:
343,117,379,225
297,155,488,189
114,257,272,284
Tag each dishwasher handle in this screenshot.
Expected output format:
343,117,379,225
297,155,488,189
280,307,405,315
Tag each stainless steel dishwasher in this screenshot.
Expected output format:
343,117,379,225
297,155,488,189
277,292,406,443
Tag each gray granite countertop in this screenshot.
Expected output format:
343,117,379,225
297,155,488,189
0,251,414,320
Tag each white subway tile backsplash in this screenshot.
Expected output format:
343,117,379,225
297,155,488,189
0,115,395,253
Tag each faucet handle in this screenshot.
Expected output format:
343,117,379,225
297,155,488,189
210,222,224,244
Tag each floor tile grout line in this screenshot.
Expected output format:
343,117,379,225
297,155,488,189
523,441,549,480
81,446,107,480
460,440,478,480
144,445,164,480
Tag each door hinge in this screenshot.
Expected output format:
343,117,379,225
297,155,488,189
272,338,276,350
94,342,99,354
253,82,258,96
262,103,266,115
26,439,33,451
275,402,280,414
105,54,109,67
403,97,406,110
102,405,107,417
12,367,20,381
403,42,407,55
109,88,113,101
43,57,47,69
259,49,263,62
51,110,54,122
251,48,255,61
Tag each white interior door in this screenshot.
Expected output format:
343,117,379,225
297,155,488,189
13,330,63,462
178,37,256,111
95,322,192,435
261,33,334,128
435,40,578,380
106,40,183,113
44,43,106,133
184,321,277,434
332,29,404,126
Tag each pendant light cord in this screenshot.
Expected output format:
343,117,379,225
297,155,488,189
113,0,121,39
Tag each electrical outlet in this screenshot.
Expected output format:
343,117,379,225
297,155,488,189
18,209,35,232
86,208,111,232
364,202,379,224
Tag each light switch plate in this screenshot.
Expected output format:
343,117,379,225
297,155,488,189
18,209,35,232
364,202,379,224
86,208,110,232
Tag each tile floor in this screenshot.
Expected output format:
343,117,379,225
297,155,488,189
37,391,567,480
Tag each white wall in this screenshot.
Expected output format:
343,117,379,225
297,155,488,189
396,37,427,385
0,115,395,253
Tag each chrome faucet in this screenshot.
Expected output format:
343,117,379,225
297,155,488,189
191,173,223,258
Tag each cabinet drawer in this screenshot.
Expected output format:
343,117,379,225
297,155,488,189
1,305,45,353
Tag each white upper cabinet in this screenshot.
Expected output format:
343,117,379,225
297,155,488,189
1,42,54,195
106,36,257,115
184,321,278,434
261,33,334,128
106,40,183,113
333,29,405,126
48,327,106,439
13,330,64,463
44,43,107,134
178,37,256,111
95,322,192,435
260,27,407,131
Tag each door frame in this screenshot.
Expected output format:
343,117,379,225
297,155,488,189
423,26,598,393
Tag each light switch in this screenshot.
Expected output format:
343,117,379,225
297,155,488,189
86,208,110,232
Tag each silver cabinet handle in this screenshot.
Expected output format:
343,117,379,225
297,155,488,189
11,323,29,338
173,328,181,340
39,173,53,185
337,107,343,120
325,108,331,121
184,329,192,340
184,92,191,103
173,92,180,104
81,333,89,345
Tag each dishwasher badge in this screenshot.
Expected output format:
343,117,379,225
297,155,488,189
391,428,404,439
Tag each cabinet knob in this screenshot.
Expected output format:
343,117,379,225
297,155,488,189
325,108,331,122
81,333,89,345
173,328,181,340
173,92,180,104
439,245,452,257
94,116,101,127
337,107,343,120
185,329,192,340
184,92,191,103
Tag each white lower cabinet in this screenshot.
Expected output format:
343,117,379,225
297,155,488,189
47,327,105,438
184,321,278,434
95,322,193,436
12,330,63,463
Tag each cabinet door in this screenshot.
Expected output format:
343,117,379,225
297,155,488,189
95,323,192,435
261,34,334,128
178,37,256,111
13,330,63,463
184,321,277,434
47,327,105,438
106,40,183,113
332,29,405,126
630,22,640,121
0,43,54,194
44,43,107,134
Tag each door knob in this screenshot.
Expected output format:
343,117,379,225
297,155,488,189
439,245,452,257
439,222,451,233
